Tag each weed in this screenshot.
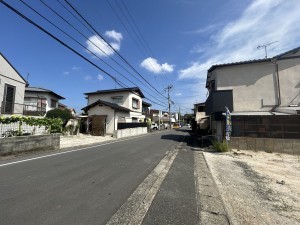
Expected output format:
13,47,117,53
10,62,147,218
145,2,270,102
212,140,229,152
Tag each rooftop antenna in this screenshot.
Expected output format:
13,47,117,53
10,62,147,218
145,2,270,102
257,41,279,58
26,72,30,87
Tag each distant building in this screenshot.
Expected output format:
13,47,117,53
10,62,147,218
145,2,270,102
82,87,146,135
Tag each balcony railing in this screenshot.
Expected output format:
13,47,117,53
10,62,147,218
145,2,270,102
1,101,46,116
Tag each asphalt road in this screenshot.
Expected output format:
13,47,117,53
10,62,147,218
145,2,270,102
0,130,186,225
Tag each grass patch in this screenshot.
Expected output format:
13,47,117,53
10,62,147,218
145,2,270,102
212,140,229,152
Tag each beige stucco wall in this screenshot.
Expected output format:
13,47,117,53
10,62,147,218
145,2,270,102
87,91,143,113
87,105,130,134
195,111,206,122
0,54,26,114
88,91,130,108
88,105,114,134
213,62,278,112
277,55,300,106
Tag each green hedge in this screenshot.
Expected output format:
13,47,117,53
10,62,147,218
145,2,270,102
0,115,63,133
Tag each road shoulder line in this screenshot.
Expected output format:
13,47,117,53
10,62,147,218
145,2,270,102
194,152,231,225
106,149,179,225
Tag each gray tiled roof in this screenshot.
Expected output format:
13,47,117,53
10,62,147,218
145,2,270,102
81,99,131,112
207,46,300,72
84,87,145,98
25,87,65,99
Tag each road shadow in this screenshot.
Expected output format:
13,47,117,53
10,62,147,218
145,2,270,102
160,129,194,147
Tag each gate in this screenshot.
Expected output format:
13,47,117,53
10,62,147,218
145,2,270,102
91,115,106,136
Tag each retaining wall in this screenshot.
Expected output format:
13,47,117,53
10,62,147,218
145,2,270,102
0,134,60,156
113,127,147,138
230,137,300,155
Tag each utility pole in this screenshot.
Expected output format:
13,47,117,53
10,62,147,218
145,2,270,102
179,105,181,125
165,85,173,129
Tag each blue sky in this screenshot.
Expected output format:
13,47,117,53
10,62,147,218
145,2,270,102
1,0,300,114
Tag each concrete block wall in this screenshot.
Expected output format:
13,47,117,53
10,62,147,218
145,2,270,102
0,134,60,156
230,137,300,155
113,127,147,138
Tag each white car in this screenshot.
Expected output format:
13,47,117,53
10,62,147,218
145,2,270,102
151,123,158,130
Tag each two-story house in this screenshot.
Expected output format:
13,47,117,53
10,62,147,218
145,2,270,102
82,87,146,135
24,87,65,116
194,103,209,130
142,101,151,119
205,46,300,140
0,52,27,115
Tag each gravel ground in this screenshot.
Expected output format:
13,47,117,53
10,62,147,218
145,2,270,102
204,150,300,225
60,134,115,149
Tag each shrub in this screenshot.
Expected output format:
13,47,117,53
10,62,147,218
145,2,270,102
46,108,72,126
212,140,229,152
0,115,63,135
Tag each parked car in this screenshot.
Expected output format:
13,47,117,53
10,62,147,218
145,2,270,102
151,123,158,130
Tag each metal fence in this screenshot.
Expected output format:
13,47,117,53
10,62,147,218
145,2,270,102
0,121,47,138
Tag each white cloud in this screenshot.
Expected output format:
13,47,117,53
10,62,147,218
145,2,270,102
97,74,104,81
175,93,182,96
86,30,123,57
105,30,123,42
84,75,92,80
179,0,300,80
72,66,81,70
140,57,174,74
63,71,70,75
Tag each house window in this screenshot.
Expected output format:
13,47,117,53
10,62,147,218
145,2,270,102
132,98,140,109
197,106,205,112
37,98,47,111
50,99,57,108
3,84,15,114
112,96,123,104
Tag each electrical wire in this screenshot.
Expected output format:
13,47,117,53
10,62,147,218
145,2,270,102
63,0,168,100
0,0,168,108
32,0,167,105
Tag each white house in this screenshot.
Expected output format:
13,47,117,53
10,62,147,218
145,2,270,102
205,47,300,139
24,87,65,116
82,87,146,135
0,52,27,115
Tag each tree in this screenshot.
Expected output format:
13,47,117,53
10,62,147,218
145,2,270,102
46,108,72,127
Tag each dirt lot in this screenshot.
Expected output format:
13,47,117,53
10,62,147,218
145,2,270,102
204,150,300,225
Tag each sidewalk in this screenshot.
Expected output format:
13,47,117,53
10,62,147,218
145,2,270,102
142,135,230,225
106,131,231,225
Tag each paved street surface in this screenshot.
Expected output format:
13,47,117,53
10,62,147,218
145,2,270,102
0,129,229,225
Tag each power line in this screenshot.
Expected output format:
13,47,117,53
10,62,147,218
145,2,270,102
107,0,164,84
0,0,167,108
107,0,148,58
33,0,166,105
63,0,168,100
120,1,154,56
